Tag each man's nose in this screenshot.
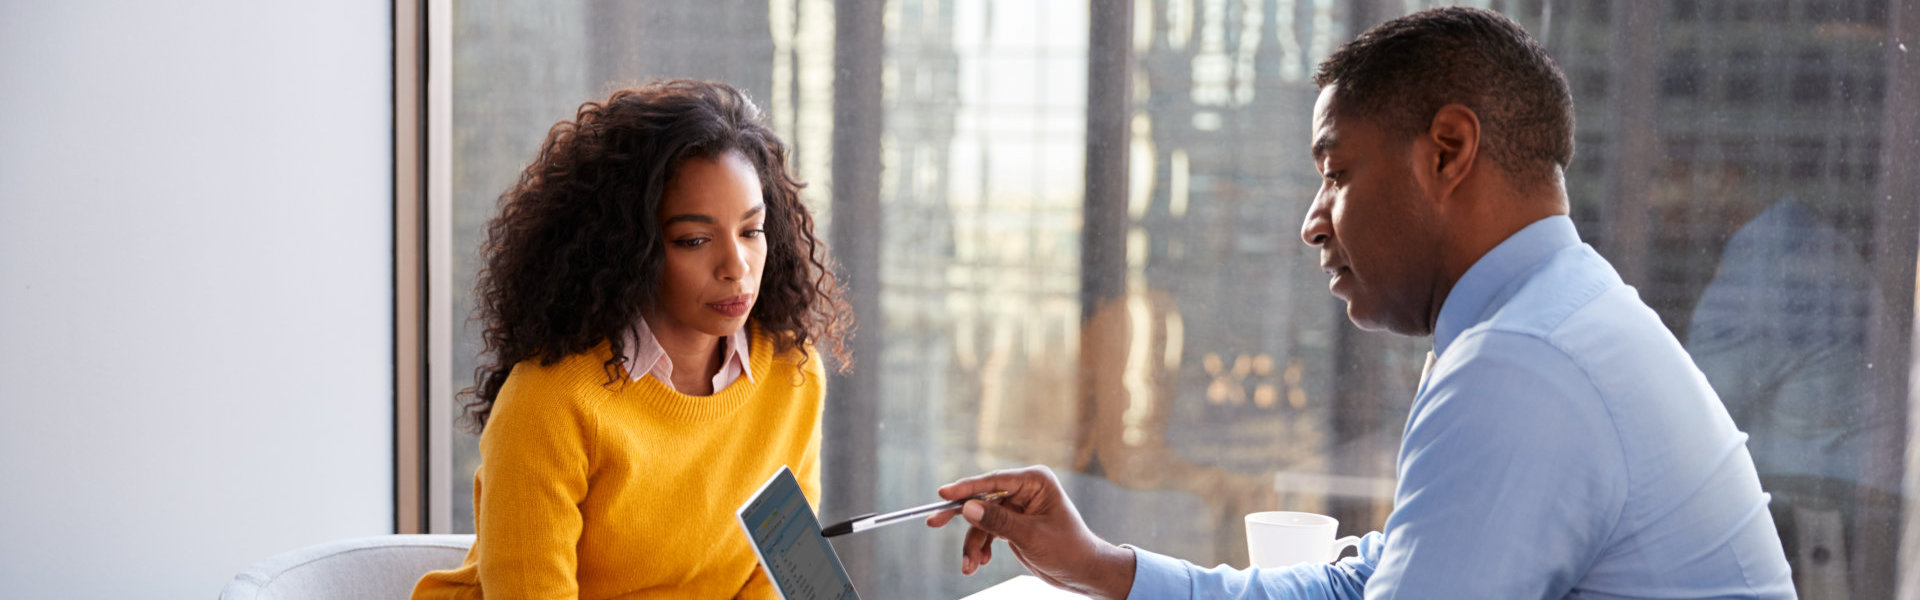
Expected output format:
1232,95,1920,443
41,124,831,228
1301,198,1331,247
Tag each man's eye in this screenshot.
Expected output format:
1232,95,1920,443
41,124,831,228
1323,171,1343,184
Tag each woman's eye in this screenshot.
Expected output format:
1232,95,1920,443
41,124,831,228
743,228,765,239
673,237,710,248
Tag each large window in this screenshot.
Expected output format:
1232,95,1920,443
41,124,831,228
424,1,1920,597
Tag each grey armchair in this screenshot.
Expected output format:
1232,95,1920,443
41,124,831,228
219,534,473,600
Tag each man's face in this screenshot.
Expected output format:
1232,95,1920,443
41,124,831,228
1301,85,1443,336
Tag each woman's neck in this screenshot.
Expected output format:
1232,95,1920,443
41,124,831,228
645,316,725,395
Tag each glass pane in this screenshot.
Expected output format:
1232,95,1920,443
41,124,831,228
446,0,801,536
440,0,1918,598
1538,1,1910,596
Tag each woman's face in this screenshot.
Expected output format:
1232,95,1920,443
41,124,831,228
649,150,768,345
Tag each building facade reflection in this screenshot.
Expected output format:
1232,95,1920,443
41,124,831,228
441,1,1916,598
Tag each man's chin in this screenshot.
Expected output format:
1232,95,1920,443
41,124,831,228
1345,308,1435,338
1343,304,1398,334
1345,312,1391,333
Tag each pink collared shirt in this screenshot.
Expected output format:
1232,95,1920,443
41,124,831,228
622,317,753,395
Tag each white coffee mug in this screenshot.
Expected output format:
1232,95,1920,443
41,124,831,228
1244,511,1361,568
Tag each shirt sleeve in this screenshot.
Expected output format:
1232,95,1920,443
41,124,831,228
1362,331,1624,599
472,377,595,600
1121,534,1382,600
1124,534,1377,600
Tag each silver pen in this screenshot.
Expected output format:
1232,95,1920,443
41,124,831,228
820,491,1012,537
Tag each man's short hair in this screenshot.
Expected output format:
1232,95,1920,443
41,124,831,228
1314,7,1574,186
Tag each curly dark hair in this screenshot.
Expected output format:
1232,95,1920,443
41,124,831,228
463,79,852,431
1315,7,1574,187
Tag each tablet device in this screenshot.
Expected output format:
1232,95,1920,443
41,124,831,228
737,466,860,600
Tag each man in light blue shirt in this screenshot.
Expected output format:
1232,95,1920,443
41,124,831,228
927,7,1793,599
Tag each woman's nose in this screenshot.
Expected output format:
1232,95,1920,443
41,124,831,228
717,240,750,281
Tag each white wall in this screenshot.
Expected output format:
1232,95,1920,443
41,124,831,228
0,1,394,598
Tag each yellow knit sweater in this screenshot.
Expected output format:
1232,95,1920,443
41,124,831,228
413,330,825,600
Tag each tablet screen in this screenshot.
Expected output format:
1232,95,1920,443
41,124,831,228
737,466,859,600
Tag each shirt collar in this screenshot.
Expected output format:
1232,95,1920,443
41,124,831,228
719,326,754,384
623,316,755,388
1432,215,1582,357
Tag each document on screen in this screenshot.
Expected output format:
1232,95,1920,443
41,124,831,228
737,466,860,600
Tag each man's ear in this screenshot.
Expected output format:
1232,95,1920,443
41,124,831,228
1422,104,1480,201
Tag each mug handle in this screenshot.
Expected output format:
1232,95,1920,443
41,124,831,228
1330,535,1362,562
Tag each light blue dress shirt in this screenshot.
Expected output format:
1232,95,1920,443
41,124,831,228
1128,216,1794,599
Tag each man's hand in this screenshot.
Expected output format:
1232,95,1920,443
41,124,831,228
924,465,1137,600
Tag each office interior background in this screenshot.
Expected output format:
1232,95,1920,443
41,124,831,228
2,0,1917,598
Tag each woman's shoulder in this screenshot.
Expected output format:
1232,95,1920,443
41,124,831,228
751,328,825,375
484,346,623,445
497,345,623,409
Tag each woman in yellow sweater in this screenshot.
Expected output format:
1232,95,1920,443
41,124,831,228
413,79,851,600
